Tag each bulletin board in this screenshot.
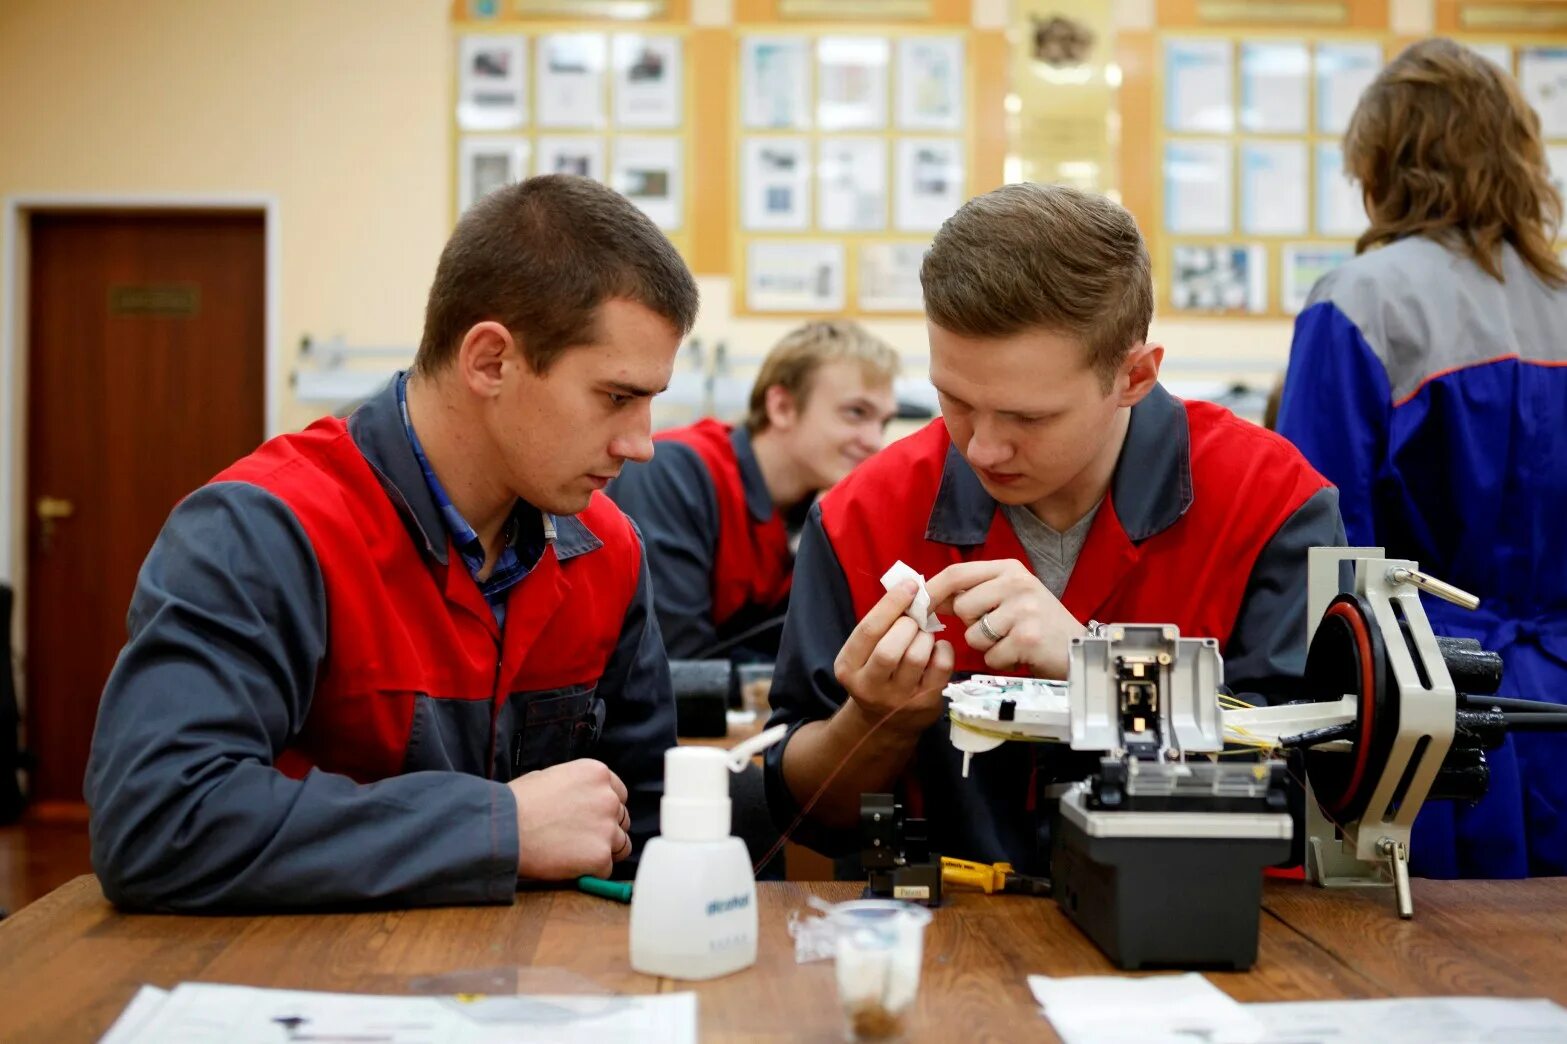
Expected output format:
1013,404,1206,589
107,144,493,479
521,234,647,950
1121,0,1567,320
450,0,1007,306
730,9,1007,317
1119,1,1393,320
449,1,697,259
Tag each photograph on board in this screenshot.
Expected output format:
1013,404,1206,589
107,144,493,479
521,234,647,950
613,135,682,231
897,36,964,131
458,136,529,214
895,137,964,231
535,135,606,181
743,136,811,231
818,137,887,231
748,241,846,312
457,34,527,130
859,241,928,312
1169,244,1267,313
817,35,889,131
612,33,682,129
743,35,811,129
537,32,608,129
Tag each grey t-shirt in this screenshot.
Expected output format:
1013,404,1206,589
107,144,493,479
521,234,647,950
1002,500,1101,600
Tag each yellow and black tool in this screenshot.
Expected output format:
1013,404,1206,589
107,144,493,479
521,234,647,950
940,857,1051,897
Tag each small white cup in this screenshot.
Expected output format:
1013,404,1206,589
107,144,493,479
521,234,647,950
828,900,933,1042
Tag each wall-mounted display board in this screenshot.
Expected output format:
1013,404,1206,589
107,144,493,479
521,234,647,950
452,0,1004,297
730,1,1006,315
1121,0,1567,318
451,3,695,260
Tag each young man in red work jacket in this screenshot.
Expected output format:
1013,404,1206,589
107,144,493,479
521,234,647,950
764,184,1345,873
608,321,899,662
84,176,699,910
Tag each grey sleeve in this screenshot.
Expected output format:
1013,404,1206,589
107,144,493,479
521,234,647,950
1223,486,1347,703
590,527,678,877
84,482,520,911
762,504,862,855
606,442,722,658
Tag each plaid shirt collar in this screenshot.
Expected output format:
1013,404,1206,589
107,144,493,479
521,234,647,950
395,373,543,612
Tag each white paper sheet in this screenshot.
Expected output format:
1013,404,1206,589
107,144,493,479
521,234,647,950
1240,40,1309,134
1281,243,1353,314
458,135,529,214
613,135,682,230
537,32,607,129
747,242,845,312
742,136,811,231
99,986,171,1044
743,36,811,129
535,135,605,181
818,137,887,231
100,982,698,1044
1315,143,1365,236
611,34,681,129
1165,38,1234,133
1247,996,1567,1043
1163,139,1232,235
894,137,964,232
897,36,965,131
1030,973,1265,1044
880,561,943,632
817,35,889,131
858,241,927,312
1241,141,1307,235
458,34,527,131
1521,47,1567,137
1315,42,1381,135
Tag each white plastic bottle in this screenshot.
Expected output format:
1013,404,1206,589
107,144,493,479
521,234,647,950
629,725,788,980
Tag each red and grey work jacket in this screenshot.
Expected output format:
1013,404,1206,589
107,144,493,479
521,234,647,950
85,378,673,911
609,419,796,659
762,384,1342,872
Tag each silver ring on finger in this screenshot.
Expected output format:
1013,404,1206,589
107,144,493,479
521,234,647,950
978,612,1005,644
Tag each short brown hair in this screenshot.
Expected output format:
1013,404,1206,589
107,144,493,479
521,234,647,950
415,175,699,374
745,321,901,434
921,183,1153,388
1347,38,1566,285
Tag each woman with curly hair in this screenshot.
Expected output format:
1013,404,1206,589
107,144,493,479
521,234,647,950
1278,38,1567,879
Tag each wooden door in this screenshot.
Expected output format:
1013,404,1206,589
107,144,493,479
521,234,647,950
25,211,265,805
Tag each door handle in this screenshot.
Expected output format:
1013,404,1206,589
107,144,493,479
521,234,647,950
35,495,75,554
37,496,75,521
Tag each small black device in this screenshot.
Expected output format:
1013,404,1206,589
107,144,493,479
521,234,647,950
668,659,729,738
860,793,942,907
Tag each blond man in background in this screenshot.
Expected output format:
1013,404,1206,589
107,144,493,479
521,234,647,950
609,321,900,662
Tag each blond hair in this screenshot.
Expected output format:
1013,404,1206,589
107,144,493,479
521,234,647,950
1346,38,1566,285
745,321,900,434
921,183,1153,390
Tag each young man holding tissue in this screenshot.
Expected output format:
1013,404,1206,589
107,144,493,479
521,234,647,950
764,184,1343,873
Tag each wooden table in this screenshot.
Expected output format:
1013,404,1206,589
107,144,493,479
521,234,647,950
2,876,1564,1042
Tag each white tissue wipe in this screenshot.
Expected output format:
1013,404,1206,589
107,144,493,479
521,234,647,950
879,561,944,633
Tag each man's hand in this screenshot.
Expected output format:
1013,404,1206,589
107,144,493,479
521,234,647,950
833,580,955,733
926,560,1086,679
508,759,632,880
